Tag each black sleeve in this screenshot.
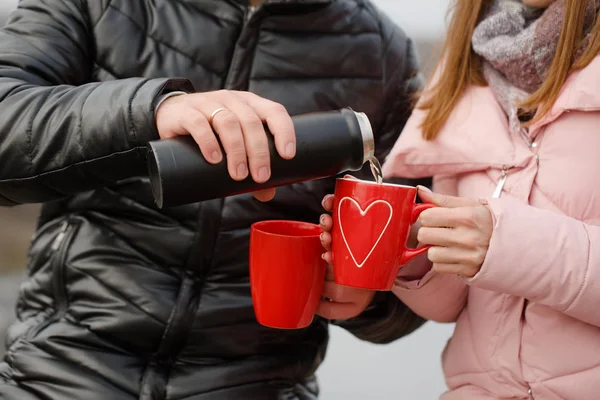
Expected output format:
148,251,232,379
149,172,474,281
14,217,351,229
333,14,429,344
0,0,193,206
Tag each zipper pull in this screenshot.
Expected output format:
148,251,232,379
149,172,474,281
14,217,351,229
246,6,256,22
492,168,508,199
51,221,69,251
519,127,532,147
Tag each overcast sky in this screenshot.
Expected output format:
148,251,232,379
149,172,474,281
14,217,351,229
371,0,450,39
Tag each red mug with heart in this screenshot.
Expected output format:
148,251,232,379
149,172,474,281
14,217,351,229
331,177,435,291
250,220,327,329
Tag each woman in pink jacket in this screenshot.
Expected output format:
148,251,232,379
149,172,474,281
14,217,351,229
319,0,600,398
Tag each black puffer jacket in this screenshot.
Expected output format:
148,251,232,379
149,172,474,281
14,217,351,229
0,0,427,399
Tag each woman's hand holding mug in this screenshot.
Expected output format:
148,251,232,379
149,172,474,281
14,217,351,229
320,175,435,292
415,186,494,278
319,180,494,295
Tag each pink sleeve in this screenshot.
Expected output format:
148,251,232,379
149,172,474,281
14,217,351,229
468,197,600,327
392,174,468,323
393,256,468,323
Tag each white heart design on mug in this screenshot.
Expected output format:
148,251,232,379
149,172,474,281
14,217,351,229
338,197,393,268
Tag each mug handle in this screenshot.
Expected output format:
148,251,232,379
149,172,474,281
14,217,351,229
399,203,437,265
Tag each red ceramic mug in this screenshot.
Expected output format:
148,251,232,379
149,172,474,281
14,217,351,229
331,178,435,291
249,220,326,329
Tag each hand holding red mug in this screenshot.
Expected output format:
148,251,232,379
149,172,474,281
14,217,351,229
317,264,376,321
317,200,375,320
319,192,420,264
321,185,494,281
320,177,435,290
416,186,493,278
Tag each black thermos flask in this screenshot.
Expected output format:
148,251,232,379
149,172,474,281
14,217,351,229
147,108,375,208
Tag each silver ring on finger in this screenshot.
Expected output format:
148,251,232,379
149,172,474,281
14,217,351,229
209,107,228,125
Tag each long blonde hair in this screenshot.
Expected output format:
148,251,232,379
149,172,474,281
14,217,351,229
419,0,600,140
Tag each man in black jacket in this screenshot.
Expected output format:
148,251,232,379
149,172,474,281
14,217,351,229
0,0,426,399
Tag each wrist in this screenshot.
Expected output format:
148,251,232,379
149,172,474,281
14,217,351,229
154,91,187,118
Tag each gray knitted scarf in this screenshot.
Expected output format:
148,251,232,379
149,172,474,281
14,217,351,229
472,0,598,133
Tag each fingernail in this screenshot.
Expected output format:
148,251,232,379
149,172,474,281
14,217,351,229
320,215,326,225
321,253,326,260
211,151,222,163
237,163,248,179
320,233,325,240
285,142,296,158
417,185,432,193
258,166,270,182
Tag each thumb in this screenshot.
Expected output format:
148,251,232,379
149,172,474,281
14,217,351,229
252,188,276,202
417,186,480,208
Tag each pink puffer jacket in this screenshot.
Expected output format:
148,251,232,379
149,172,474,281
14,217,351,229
383,57,600,399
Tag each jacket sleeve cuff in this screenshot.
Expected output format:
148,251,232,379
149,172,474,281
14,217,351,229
394,253,435,289
392,254,467,323
130,78,195,147
467,197,598,322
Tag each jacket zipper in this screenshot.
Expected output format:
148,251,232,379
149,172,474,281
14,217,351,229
492,167,510,199
26,220,79,339
518,126,532,147
246,5,256,22
493,125,541,198
517,125,537,399
224,4,261,89
51,220,70,251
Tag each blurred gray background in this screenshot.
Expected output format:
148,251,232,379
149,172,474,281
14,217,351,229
0,0,453,398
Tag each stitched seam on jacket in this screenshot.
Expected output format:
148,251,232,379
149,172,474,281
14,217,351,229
91,0,115,28
0,75,46,103
68,264,168,325
25,88,54,175
530,181,569,218
4,20,89,61
536,361,600,382
28,334,137,396
106,4,224,77
0,147,144,183
55,0,92,59
78,86,97,160
566,223,593,312
93,63,120,80
493,295,520,392
0,31,73,86
127,79,150,146
170,0,240,25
